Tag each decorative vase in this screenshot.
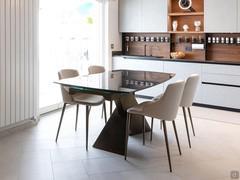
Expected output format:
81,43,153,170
172,20,178,32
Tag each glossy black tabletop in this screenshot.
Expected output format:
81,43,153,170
55,70,175,94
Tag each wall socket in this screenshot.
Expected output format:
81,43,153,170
111,44,114,49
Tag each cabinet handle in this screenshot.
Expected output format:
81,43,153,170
202,82,240,88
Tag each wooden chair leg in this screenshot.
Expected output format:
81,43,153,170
182,107,191,148
142,116,145,145
188,107,195,136
86,105,91,151
75,104,79,131
124,113,131,160
101,105,104,118
55,103,66,142
162,120,172,172
110,100,113,115
172,121,182,155
150,117,154,141
103,102,107,124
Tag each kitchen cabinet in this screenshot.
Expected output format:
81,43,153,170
112,56,240,110
201,64,240,109
119,0,168,32
238,0,240,31
119,0,141,32
141,0,168,32
204,0,237,32
163,61,203,103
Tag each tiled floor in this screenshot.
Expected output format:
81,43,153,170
0,101,240,180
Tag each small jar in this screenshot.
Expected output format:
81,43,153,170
130,36,134,42
221,37,225,44
160,36,164,42
212,37,216,43
150,37,155,42
145,37,150,42
165,37,169,43
237,37,240,44
140,36,145,42
156,37,160,42
135,36,139,42
225,37,229,44
125,36,129,42
215,37,220,44
207,37,211,44
230,37,234,44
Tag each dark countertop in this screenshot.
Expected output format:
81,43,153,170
113,54,240,66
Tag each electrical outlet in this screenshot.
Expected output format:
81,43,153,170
111,44,114,49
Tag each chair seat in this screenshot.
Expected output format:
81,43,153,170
127,101,152,116
73,93,104,106
152,93,163,101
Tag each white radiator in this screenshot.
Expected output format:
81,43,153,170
0,0,39,128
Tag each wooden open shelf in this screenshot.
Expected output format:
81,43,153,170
168,0,204,32
168,12,204,16
168,31,204,34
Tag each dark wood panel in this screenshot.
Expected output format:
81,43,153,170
207,44,240,62
123,33,171,58
206,33,240,62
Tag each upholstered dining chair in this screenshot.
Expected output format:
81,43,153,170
55,69,107,150
88,65,113,117
125,80,185,172
180,74,200,148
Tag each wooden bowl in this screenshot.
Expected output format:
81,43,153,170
170,51,185,59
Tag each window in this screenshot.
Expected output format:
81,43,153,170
39,0,104,112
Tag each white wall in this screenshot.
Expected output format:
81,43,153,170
105,0,122,70
0,0,39,129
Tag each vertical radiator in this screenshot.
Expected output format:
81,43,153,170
0,0,39,128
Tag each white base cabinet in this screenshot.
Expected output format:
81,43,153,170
112,56,240,110
201,64,240,109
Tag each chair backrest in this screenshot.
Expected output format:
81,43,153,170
58,69,79,104
145,80,185,121
180,74,200,107
88,65,105,75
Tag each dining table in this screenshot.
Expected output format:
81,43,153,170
55,70,174,155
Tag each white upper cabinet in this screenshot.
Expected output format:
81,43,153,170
204,0,237,32
141,0,168,32
119,0,168,32
238,0,240,32
119,0,141,32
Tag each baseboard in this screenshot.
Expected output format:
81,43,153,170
136,94,240,112
0,118,37,138
193,103,240,112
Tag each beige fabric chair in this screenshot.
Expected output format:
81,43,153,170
88,65,113,117
180,74,200,148
125,80,185,172
55,69,107,150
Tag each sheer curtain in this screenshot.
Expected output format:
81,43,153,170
39,0,105,113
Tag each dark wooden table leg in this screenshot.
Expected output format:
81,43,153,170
93,93,150,155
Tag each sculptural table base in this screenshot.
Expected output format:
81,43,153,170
93,93,151,155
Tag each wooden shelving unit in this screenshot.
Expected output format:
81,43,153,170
168,0,204,33
168,0,205,60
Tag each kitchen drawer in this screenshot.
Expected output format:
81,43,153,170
202,84,240,109
112,57,164,72
202,64,240,75
202,74,240,86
